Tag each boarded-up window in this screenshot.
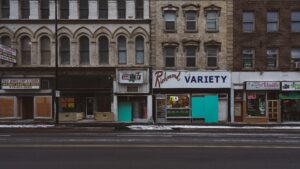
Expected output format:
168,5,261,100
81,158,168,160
35,96,52,118
0,97,15,118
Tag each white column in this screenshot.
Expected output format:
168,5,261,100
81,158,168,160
143,0,149,19
69,0,78,19
108,0,117,19
147,95,153,122
126,0,135,19
29,0,39,19
113,95,118,121
10,0,19,19
49,0,56,19
230,86,235,123
88,0,98,19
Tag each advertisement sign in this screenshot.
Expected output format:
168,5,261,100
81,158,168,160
282,82,300,91
0,44,17,63
246,81,280,90
1,79,40,90
152,70,231,89
119,71,144,84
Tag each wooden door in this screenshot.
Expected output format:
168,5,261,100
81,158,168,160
268,100,280,122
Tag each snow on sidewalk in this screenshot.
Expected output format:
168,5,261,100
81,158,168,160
0,125,55,128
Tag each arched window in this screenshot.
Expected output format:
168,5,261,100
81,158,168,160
118,36,126,64
1,0,10,18
99,36,109,64
79,36,89,65
20,0,30,19
40,36,51,65
79,0,89,19
135,36,144,64
60,0,69,19
21,36,31,65
0,36,11,64
59,36,70,65
41,0,49,19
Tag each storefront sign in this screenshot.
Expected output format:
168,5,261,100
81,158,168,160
246,81,280,90
279,92,300,100
0,44,17,63
1,79,40,90
119,71,144,84
282,82,300,91
153,70,231,89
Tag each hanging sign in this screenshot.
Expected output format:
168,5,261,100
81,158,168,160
282,82,300,91
119,71,144,84
1,79,40,90
0,44,16,63
246,81,280,90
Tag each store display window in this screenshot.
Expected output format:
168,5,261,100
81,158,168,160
166,95,190,117
246,92,266,116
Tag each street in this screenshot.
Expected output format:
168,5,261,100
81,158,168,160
1,130,300,169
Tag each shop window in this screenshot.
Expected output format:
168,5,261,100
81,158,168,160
205,46,218,68
99,36,109,64
163,10,176,32
59,36,70,65
60,0,69,19
243,11,254,32
59,97,76,112
164,46,176,67
79,36,90,65
246,92,266,117
135,36,144,64
21,36,31,65
0,96,15,118
266,48,278,69
282,99,300,121
206,11,219,32
35,96,52,118
185,11,197,32
99,0,108,19
40,0,49,19
20,0,30,19
117,0,126,19
242,48,254,69
0,36,11,64
96,95,111,112
40,36,51,65
135,0,144,19
291,11,300,32
166,95,190,118
118,36,127,64
1,0,9,18
79,0,88,19
186,46,196,67
267,11,279,32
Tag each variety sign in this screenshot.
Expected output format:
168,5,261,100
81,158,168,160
153,70,231,89
119,71,144,84
246,81,280,90
0,44,16,63
1,79,40,90
282,82,300,91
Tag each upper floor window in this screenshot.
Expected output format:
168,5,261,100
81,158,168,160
60,0,69,19
266,48,278,69
186,46,197,67
99,0,108,19
99,36,109,64
1,0,9,18
41,0,49,19
135,36,144,64
0,36,11,64
242,48,254,69
205,46,218,68
118,36,127,64
59,36,70,65
185,11,197,31
291,11,300,32
40,36,51,65
291,48,300,62
164,11,176,31
20,0,30,19
20,36,31,65
164,46,176,67
79,36,90,65
206,11,219,32
135,0,144,19
243,11,254,32
267,11,279,32
79,0,89,19
117,0,126,19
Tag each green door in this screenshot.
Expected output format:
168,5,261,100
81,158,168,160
191,96,206,118
118,102,132,122
192,95,218,123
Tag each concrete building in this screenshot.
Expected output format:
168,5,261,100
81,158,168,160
0,0,152,123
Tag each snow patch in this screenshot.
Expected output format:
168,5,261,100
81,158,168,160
0,125,55,128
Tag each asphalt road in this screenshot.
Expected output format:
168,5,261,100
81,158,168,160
1,130,300,169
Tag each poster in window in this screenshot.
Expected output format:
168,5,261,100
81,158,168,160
247,93,266,116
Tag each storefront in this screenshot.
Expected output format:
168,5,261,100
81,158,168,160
153,70,231,123
280,82,300,122
114,69,152,123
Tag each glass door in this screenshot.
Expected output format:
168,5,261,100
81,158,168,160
268,100,279,122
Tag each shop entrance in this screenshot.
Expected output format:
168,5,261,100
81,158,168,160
86,97,95,118
268,100,279,122
21,96,34,119
282,100,300,121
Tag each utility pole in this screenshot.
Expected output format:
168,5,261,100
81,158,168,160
55,0,59,124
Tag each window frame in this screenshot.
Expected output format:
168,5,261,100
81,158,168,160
267,11,279,32
266,48,278,69
291,11,300,32
185,10,197,32
291,48,300,62
20,0,30,19
243,11,255,33
0,35,11,64
242,48,255,69
135,36,145,64
40,36,51,65
59,36,70,65
99,36,109,64
60,0,69,19
185,46,197,67
117,36,127,64
163,10,177,32
1,0,10,18
40,0,50,19
20,36,31,65
164,46,176,68
135,0,144,19
117,0,126,19
205,10,219,32
205,46,219,68
79,36,90,65
79,0,89,19
99,0,108,19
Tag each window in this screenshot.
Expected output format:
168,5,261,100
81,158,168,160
79,0,89,19
0,36,11,64
79,36,90,65
59,36,70,65
1,0,9,18
291,11,300,32
21,36,31,65
243,12,254,32
164,46,176,67
135,0,144,19
118,36,127,64
135,36,144,64
246,92,266,117
266,48,278,68
60,0,69,19
186,46,196,67
267,12,279,32
20,0,30,19
185,11,197,31
41,0,49,19
242,48,254,69
40,36,51,65
99,0,108,19
206,46,218,67
99,36,109,64
206,11,218,31
164,11,176,31
117,0,126,19
291,48,300,62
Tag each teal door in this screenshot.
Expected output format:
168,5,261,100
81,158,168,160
118,102,132,122
192,95,218,123
191,96,206,118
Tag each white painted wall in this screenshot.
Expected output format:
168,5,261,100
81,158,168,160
232,72,300,84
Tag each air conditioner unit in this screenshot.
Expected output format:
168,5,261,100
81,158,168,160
295,62,300,69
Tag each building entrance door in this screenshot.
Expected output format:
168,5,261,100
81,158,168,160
268,100,280,122
22,96,34,119
86,97,95,118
